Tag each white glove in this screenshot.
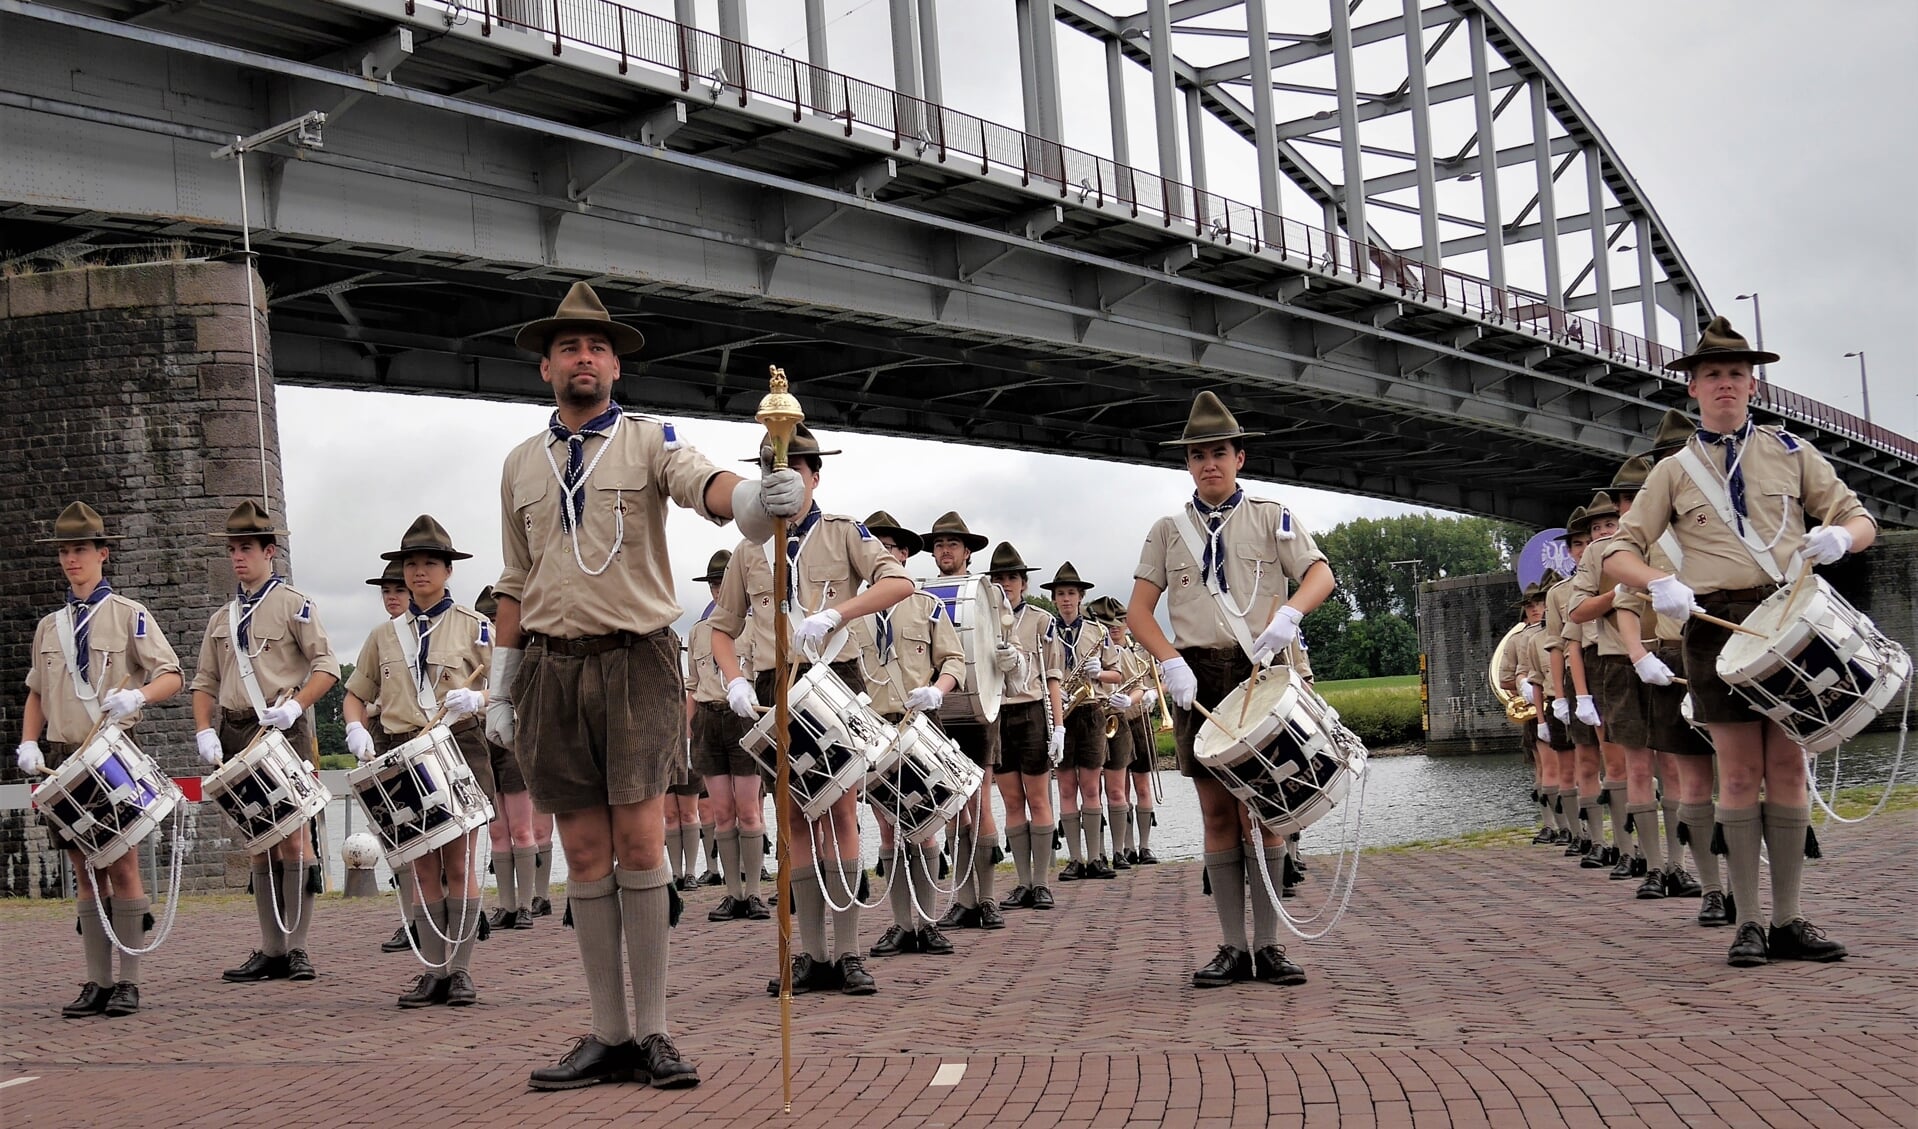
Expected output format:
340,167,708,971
1142,689,1159,710
196,728,223,766
1648,575,1695,624
487,647,523,747
441,688,485,721
726,677,760,720
904,685,943,713
1160,656,1198,709
15,741,44,775
260,700,303,731
759,467,805,519
730,478,777,544
1252,605,1304,665
1517,677,1535,702
345,721,376,762
1107,691,1134,711
993,643,1021,674
1047,725,1066,767
1551,697,1571,723
1538,719,1553,743
1575,695,1601,727
1802,525,1853,566
795,608,843,657
102,688,146,721
1632,653,1675,687
1077,653,1102,679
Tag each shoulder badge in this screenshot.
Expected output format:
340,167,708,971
1769,426,1801,452
623,412,683,450
477,615,492,645
1278,505,1295,541
296,599,313,623
135,610,147,639
855,522,873,541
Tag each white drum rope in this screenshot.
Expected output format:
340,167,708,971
401,830,488,970
1807,679,1910,826
263,835,308,939
90,806,189,957
1248,768,1370,942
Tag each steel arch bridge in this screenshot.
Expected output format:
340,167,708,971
1,0,1912,526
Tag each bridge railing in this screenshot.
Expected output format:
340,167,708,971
414,0,1915,462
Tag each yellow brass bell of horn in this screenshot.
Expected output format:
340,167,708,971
1489,622,1537,725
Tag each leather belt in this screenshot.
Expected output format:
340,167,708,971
388,717,481,741
1698,584,1779,611
526,630,647,657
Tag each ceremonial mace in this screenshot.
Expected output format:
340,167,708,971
757,365,803,1115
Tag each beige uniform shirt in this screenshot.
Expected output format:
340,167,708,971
344,604,493,735
848,591,966,718
1110,641,1153,718
710,511,913,676
1614,538,1683,645
1053,615,1119,712
1496,623,1523,691
686,615,728,704
191,582,340,712
1609,425,1873,595
496,414,726,638
1001,601,1062,705
1542,580,1574,656
1567,538,1629,657
1523,623,1554,694
27,595,182,744
1135,496,1327,651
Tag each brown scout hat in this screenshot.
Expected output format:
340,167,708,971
365,560,405,587
692,549,732,583
987,541,1033,576
1608,455,1654,494
921,511,988,552
745,422,842,466
211,499,289,540
1088,595,1127,624
514,281,646,356
862,511,922,557
1518,580,1549,605
1538,568,1564,589
1159,390,1263,448
1041,560,1095,593
1580,491,1619,525
1648,408,1693,457
1552,505,1588,543
36,501,125,544
474,585,499,619
1663,316,1779,373
381,514,473,562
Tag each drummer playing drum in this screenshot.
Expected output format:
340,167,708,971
17,502,184,1019
1606,318,1876,968
1128,392,1338,990
342,515,494,1008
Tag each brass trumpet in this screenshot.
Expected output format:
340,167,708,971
1489,622,1537,724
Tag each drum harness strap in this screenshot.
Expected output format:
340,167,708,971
391,610,448,717
1171,507,1263,662
55,601,105,724
226,597,275,725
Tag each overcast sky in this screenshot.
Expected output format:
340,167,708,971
279,0,1915,654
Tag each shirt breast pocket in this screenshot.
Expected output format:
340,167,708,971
513,470,553,540
804,563,851,609
591,464,652,520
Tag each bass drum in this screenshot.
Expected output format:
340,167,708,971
918,574,1006,725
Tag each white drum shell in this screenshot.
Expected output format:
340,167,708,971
918,575,1005,725
865,714,984,845
347,725,494,868
740,664,888,822
203,728,334,854
1194,671,1366,837
32,725,182,869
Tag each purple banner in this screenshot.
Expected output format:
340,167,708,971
1517,529,1578,590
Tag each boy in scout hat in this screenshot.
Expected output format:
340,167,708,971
16,502,184,1018
1522,570,1577,844
1043,563,1124,882
1503,579,1556,843
983,541,1066,914
474,584,542,932
708,425,917,998
491,281,806,1091
342,516,494,1007
1128,391,1335,989
1545,506,1606,861
365,561,425,954
687,549,771,923
846,511,969,956
1607,318,1875,966
1091,596,1159,867
192,500,340,985
1562,491,1630,874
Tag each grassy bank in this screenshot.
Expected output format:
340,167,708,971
1317,674,1422,747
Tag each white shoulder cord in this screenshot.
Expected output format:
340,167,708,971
543,413,625,576
1702,430,1791,554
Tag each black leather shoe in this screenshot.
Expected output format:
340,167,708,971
1281,879,1301,900
381,924,415,954
836,954,877,995
1603,845,1621,866
1630,855,1648,877
936,903,978,929
742,895,772,921
1609,854,1636,880
676,875,699,893
1089,859,1118,880
102,981,140,1016
700,872,725,887
445,969,478,1006
1253,946,1307,985
531,896,553,917
1697,890,1732,927
529,1035,634,1090
1665,868,1703,898
1057,860,1084,881
1635,872,1668,899
1125,849,1140,865
488,907,513,931
917,924,955,954
999,884,1031,910
1192,945,1252,988
1727,921,1769,967
284,949,316,981
1112,855,1132,871
1550,829,1571,846
62,982,110,1018
635,1032,700,1089
512,907,534,930
767,954,834,996
1531,826,1556,845
708,896,741,923
398,972,448,1008
1564,838,1584,858
869,925,918,957
1136,849,1159,864
222,950,286,982
1768,919,1848,963
975,901,1006,930
1029,885,1055,910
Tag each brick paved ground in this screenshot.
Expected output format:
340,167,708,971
4,814,1914,1128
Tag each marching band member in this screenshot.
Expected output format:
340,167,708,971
1043,564,1123,881
688,550,769,922
1129,392,1334,989
342,516,494,1007
366,562,426,954
192,500,340,985
1503,580,1557,843
985,542,1065,912
1563,491,1633,874
1545,509,1604,861
1607,318,1875,967
708,426,916,998
18,502,183,1018
1091,597,1159,867
475,585,541,931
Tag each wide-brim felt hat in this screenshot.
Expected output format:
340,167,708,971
1041,560,1095,592
693,548,733,583
1088,595,1127,623
1580,491,1620,524
862,511,922,557
35,501,125,544
987,541,1033,576
474,584,499,619
1647,408,1693,457
1664,316,1778,373
210,499,289,540
1553,506,1588,542
1608,455,1654,493
365,560,405,587
1159,390,1263,447
1517,580,1549,605
514,281,646,356
382,513,473,562
920,511,987,552
743,422,841,465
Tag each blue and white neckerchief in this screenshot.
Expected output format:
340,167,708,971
235,576,283,649
1695,419,1754,534
1191,488,1244,593
408,594,455,689
1057,615,1084,658
783,504,824,609
547,403,623,531
874,609,894,664
65,582,113,681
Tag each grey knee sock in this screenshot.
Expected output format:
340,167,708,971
399,873,417,921
1678,801,1721,892
717,829,743,898
1136,808,1153,853
684,824,703,878
79,897,113,984
886,846,914,929
1086,810,1106,862
699,823,718,878
1031,824,1055,887
495,847,519,911
1608,787,1630,854
534,847,553,899
973,833,997,904
833,861,863,960
279,863,316,952
251,858,285,956
1249,846,1286,949
1551,788,1572,835
1629,803,1664,871
512,845,537,912
1111,803,1131,859
953,826,978,907
110,895,150,985
913,844,937,925
791,865,828,960
1661,798,1684,872
615,864,672,1038
1204,847,1249,950
740,830,766,899
1062,812,1084,863
1717,805,1763,927
567,874,631,1045
1762,803,1812,926
1007,823,1032,888
448,897,482,974
418,898,448,968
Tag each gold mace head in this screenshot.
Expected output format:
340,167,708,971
756,365,805,469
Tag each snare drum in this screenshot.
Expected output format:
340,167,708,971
203,728,333,854
1194,669,1367,837
32,725,182,869
740,663,888,822
865,714,985,845
918,574,1006,725
348,725,496,868
1717,576,1912,753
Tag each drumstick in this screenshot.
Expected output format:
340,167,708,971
1687,608,1766,639
1237,596,1281,727
1189,699,1244,744
239,690,298,756
75,675,134,751
426,668,488,729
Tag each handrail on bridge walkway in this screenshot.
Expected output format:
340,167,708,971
407,0,1913,463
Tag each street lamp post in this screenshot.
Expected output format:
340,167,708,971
1734,292,1766,384
1844,351,1872,424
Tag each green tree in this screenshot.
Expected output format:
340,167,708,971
1300,596,1354,679
1317,514,1524,620
314,662,353,757
1343,614,1419,677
